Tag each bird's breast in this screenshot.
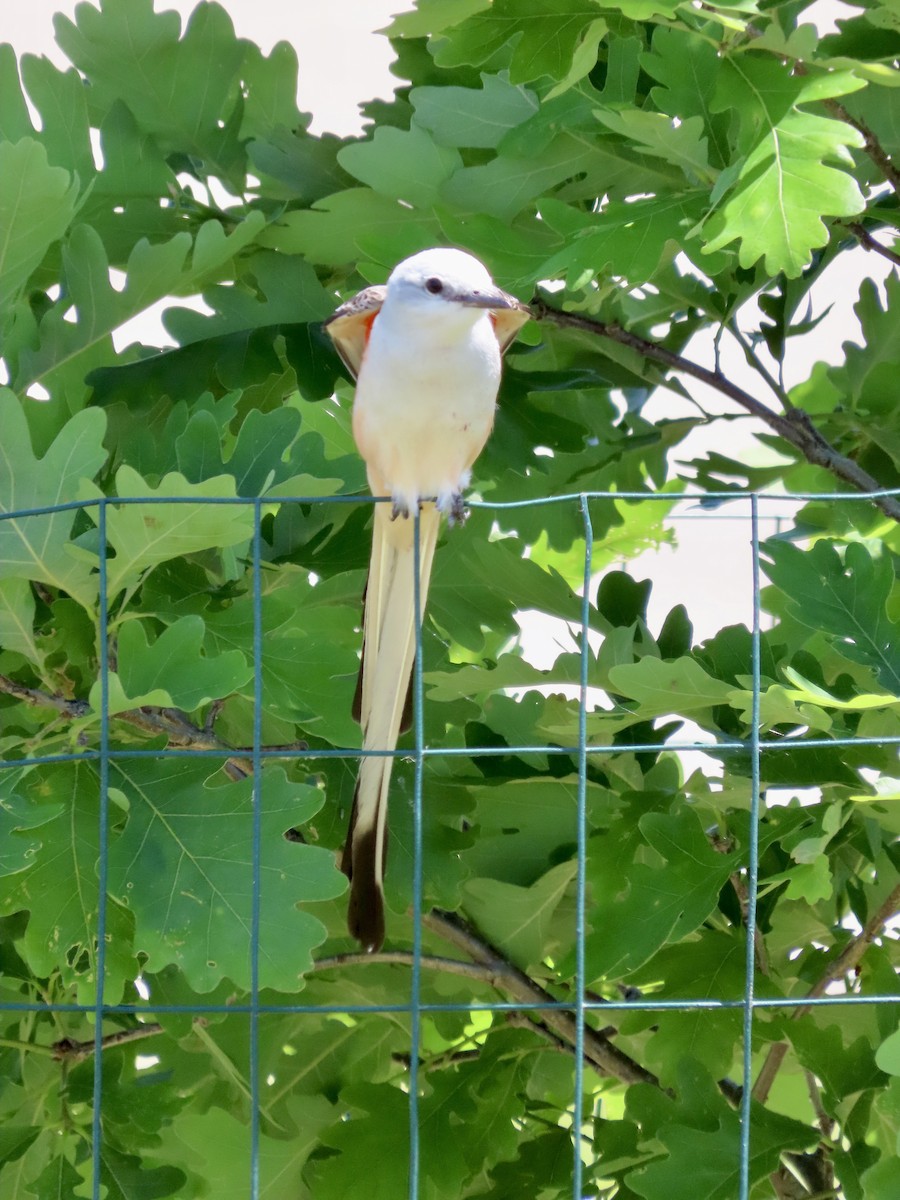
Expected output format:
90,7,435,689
352,313,503,505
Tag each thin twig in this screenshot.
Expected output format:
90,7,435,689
752,880,900,1104
0,674,307,780
424,909,663,1090
845,221,900,269
731,871,770,976
52,1023,164,1063
726,318,793,410
530,298,900,523
312,950,501,987
0,676,90,717
804,1069,834,1139
824,100,900,194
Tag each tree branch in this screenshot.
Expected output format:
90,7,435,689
424,909,664,1090
52,1022,165,1063
530,298,900,523
752,880,900,1104
824,100,900,194
0,674,307,780
312,950,502,988
318,921,662,1089
845,221,900,269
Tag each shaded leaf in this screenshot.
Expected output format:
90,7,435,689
0,139,80,310
0,392,106,608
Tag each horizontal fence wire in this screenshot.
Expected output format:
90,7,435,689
1,486,898,1200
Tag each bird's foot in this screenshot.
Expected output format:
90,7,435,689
391,498,411,521
447,493,468,527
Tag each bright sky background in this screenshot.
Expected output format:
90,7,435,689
8,0,401,135
8,0,890,658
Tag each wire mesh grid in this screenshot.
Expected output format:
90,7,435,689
1,486,898,1200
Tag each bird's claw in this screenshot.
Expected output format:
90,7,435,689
448,494,468,527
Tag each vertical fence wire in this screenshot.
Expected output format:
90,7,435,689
739,494,763,1199
0,488,898,1198
91,499,110,1200
572,495,594,1198
409,505,425,1200
250,500,264,1200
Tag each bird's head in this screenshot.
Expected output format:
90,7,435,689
384,248,523,322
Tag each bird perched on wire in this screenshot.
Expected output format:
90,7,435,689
325,248,529,952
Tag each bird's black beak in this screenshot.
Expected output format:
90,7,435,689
458,286,525,313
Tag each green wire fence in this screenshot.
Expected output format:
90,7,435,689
1,487,898,1200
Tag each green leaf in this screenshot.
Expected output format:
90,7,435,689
703,58,865,275
641,26,722,124
81,467,255,600
174,405,306,496
0,392,107,608
411,74,539,148
260,187,440,267
607,655,735,717
594,108,714,184
24,1153,83,1200
16,212,266,414
95,1145,186,1200
0,138,80,310
107,760,343,992
762,540,900,694
0,1126,39,1165
384,0,489,39
628,1104,815,1198
0,761,137,1004
19,54,94,180
55,0,247,176
537,194,706,285
583,809,734,979
461,776,615,885
338,123,462,208
0,577,39,665
442,133,639,222
876,1027,900,1075
434,0,608,85
0,44,34,144
461,860,577,969
94,99,174,198
634,937,745,1084
165,1100,335,1198
203,587,362,747
114,615,252,712
309,1085,412,1200
860,1154,900,1199
247,128,353,203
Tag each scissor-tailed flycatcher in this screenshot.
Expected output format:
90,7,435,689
326,248,529,951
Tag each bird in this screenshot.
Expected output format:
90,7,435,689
325,248,529,951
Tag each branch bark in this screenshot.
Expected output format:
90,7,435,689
317,918,663,1090
824,99,900,194
530,298,900,524
52,1022,164,1063
424,909,664,1090
845,221,900,269
752,880,900,1104
0,673,307,780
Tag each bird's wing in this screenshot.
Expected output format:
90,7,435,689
491,295,532,355
324,286,387,379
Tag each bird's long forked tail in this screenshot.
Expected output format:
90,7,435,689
341,501,441,951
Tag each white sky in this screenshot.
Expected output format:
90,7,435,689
6,1,401,136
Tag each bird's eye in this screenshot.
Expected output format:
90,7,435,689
424,277,444,295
